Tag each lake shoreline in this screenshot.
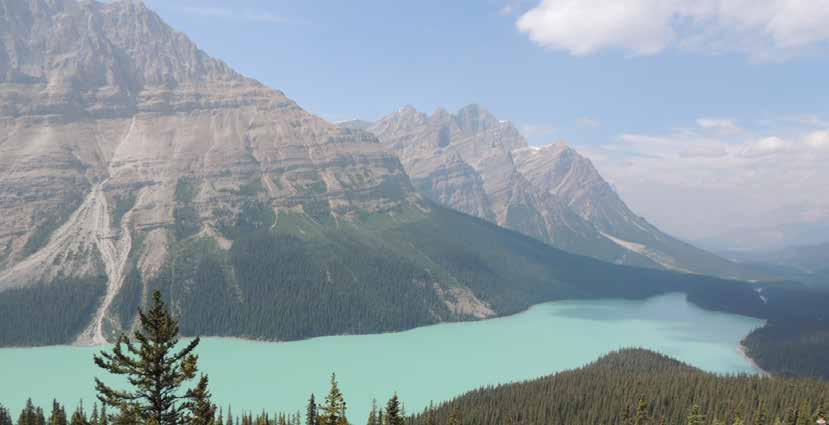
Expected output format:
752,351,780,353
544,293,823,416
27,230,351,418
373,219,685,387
2,291,762,350
737,342,770,377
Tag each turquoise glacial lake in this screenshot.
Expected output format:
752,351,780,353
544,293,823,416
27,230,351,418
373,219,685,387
0,293,763,423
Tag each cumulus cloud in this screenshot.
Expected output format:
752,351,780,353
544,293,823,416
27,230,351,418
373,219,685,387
575,118,829,239
516,0,829,58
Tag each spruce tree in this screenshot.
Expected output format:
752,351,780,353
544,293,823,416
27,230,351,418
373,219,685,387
321,374,347,425
99,406,108,425
89,404,99,425
384,395,403,425
94,290,211,425
366,399,377,425
185,375,216,425
18,399,45,425
70,405,89,425
49,400,67,425
307,394,318,425
0,404,11,425
686,405,705,425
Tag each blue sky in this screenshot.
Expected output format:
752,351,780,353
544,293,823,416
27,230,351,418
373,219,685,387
145,0,829,243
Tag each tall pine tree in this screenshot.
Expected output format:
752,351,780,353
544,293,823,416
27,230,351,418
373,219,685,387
366,399,377,425
0,404,12,425
49,400,67,425
384,395,403,425
94,290,212,425
306,394,318,425
321,374,347,425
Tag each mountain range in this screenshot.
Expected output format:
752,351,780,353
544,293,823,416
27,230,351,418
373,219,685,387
365,105,759,279
0,0,765,347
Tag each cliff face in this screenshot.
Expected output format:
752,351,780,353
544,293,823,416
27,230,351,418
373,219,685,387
0,0,419,344
370,105,755,278
369,105,659,268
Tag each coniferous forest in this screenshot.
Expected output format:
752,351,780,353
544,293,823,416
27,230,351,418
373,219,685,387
2,291,828,425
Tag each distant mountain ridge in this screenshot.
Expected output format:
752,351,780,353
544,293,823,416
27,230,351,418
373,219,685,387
366,105,757,279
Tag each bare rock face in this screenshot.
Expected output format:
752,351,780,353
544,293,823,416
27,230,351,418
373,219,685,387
512,143,754,278
0,0,420,343
369,105,657,267
370,105,753,277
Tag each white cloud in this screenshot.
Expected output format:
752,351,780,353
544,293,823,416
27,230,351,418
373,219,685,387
697,118,742,135
739,136,793,157
806,130,829,149
516,0,829,58
576,119,829,239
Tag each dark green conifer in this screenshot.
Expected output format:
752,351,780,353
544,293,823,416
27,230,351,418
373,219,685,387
94,290,210,425
70,403,89,425
321,374,347,425
307,394,318,425
18,399,45,425
99,406,108,425
0,404,12,425
384,394,403,425
89,404,99,425
365,399,377,425
49,400,67,425
185,375,216,425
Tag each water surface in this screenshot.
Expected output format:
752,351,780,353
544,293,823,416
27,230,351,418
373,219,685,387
0,294,762,422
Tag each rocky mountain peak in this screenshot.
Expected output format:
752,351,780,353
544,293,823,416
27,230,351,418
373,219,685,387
0,0,245,91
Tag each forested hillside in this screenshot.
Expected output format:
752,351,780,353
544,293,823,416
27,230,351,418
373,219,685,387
0,202,769,347
411,349,829,425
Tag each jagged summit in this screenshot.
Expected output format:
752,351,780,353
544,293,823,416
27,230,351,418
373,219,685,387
371,104,760,278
